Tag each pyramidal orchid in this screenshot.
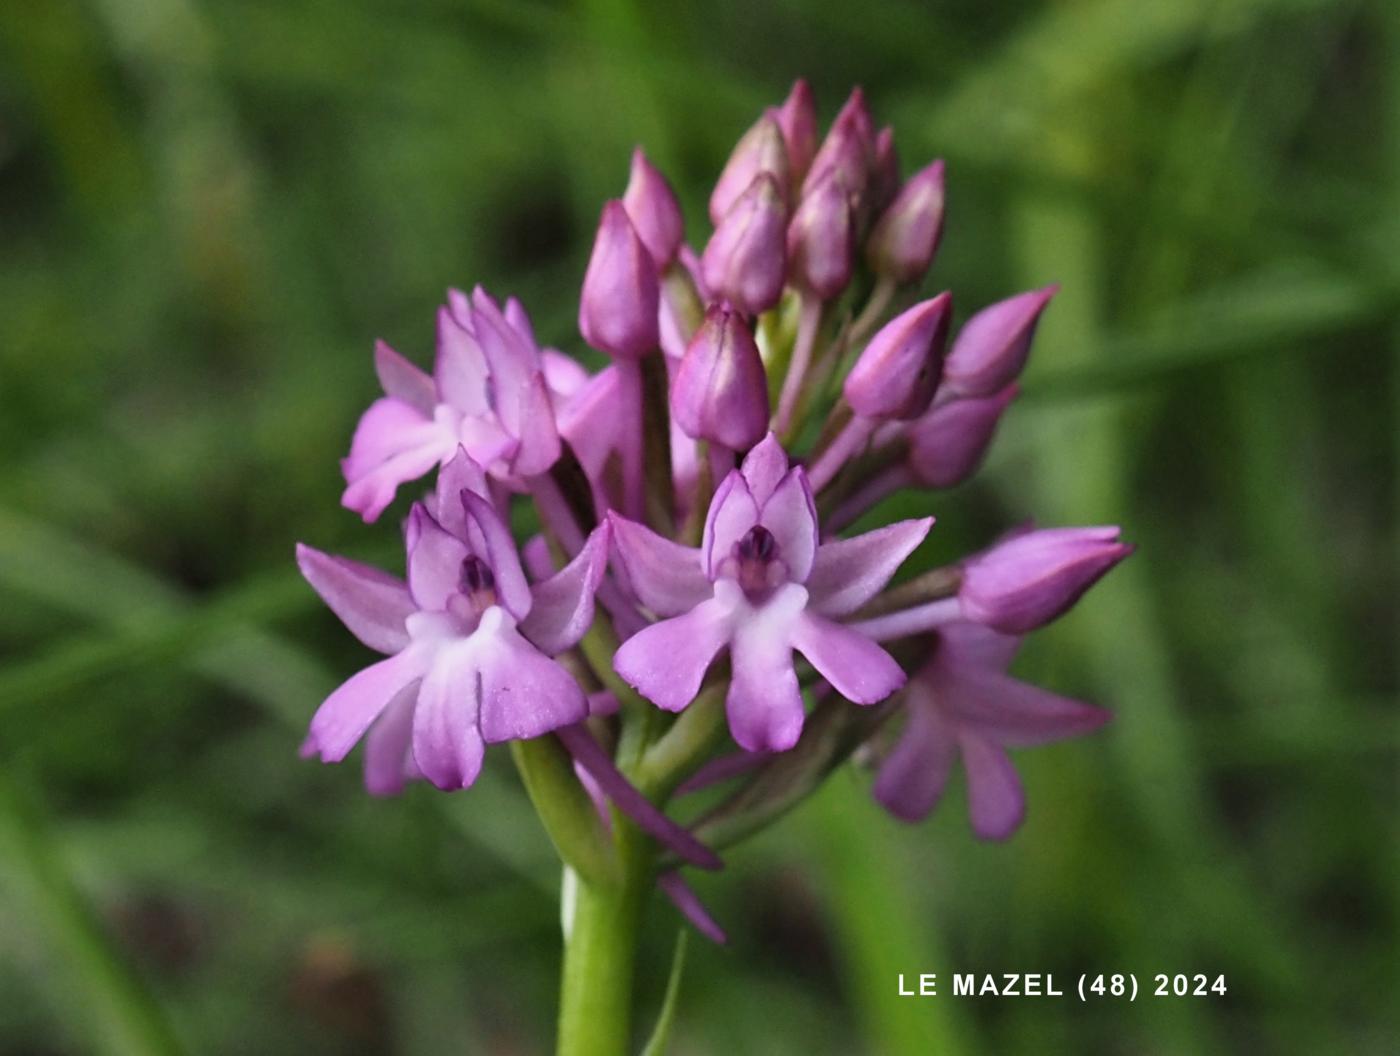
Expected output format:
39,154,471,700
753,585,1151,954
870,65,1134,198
296,80,1132,1056
302,451,608,791
341,288,568,522
872,622,1110,838
611,434,930,752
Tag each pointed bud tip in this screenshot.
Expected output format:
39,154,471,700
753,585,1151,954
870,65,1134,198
961,527,1132,634
579,200,660,359
671,304,770,450
702,174,789,317
623,147,684,265
868,158,946,284
846,293,953,420
710,114,791,225
943,285,1057,397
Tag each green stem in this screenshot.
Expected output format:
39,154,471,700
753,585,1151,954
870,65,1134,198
557,826,653,1056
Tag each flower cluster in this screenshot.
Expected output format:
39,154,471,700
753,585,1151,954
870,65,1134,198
298,81,1131,932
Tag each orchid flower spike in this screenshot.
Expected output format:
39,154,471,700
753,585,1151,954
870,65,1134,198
611,434,932,752
873,622,1110,838
301,449,610,793
341,288,564,522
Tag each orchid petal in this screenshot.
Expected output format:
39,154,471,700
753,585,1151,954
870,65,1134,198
362,683,420,797
936,621,1021,672
959,732,1025,840
308,647,429,763
872,696,957,822
475,609,589,742
411,643,486,790
406,506,471,612
374,340,435,414
460,490,533,621
429,447,489,539
556,723,722,871
701,471,758,578
613,597,733,713
472,294,536,396
739,432,789,505
790,612,906,705
520,522,611,655
807,517,934,616
541,350,589,398
509,371,562,476
296,544,413,655
342,397,434,480
947,668,1110,748
658,872,728,944
342,435,453,523
725,583,807,752
504,294,536,341
434,305,490,414
608,513,709,617
557,366,621,480
521,534,554,581
760,469,818,582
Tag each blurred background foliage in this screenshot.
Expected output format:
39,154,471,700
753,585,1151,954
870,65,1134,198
0,0,1396,1053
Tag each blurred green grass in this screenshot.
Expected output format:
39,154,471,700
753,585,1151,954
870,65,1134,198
0,0,1396,1053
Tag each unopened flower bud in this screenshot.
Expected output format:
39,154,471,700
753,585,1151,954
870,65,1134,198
786,175,855,301
803,87,874,198
671,305,770,450
867,160,945,284
961,526,1133,634
623,147,684,266
844,293,952,420
702,173,788,316
710,115,790,226
579,200,660,359
942,286,1057,397
773,79,817,184
907,385,1017,488
870,126,900,216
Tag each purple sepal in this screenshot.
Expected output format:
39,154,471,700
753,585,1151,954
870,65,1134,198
555,723,723,871
873,623,1110,839
658,872,728,944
